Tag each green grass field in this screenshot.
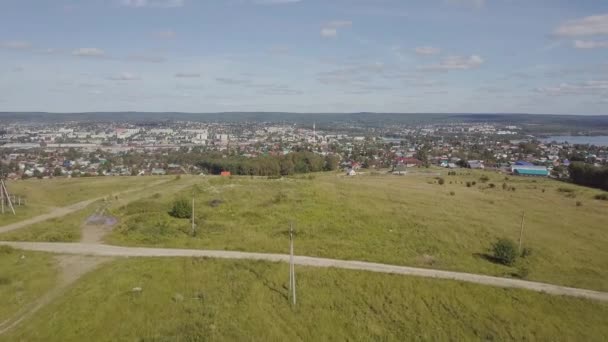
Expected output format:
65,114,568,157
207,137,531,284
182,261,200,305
0,176,167,226
0,246,58,324
102,171,608,291
2,257,607,341
0,176,201,242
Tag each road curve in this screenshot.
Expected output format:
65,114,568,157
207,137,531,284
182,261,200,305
2,241,607,302
0,179,171,234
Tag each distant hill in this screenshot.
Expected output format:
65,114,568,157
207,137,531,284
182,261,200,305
1,112,608,133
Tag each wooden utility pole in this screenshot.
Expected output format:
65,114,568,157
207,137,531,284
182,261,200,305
289,223,296,307
518,210,525,252
191,197,195,236
0,180,15,215
1,179,4,214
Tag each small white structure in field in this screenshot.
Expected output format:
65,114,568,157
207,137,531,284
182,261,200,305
346,169,357,176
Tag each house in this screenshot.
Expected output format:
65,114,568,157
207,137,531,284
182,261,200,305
511,166,549,177
220,171,231,177
467,160,485,169
346,169,356,176
151,168,166,176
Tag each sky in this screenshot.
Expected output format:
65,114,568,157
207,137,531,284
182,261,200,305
1,0,607,114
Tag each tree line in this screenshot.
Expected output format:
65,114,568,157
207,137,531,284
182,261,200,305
568,162,608,191
197,151,340,176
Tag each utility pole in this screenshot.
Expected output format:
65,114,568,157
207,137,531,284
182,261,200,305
289,222,296,307
191,197,195,236
0,179,15,215
1,178,4,214
518,210,525,252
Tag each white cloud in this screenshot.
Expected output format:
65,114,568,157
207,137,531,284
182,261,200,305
175,72,201,78
1,41,32,49
128,54,166,63
320,20,352,38
108,72,141,81
414,46,441,55
445,0,485,9
156,30,176,39
121,0,184,8
321,28,337,38
420,55,484,71
553,14,608,37
216,77,250,85
536,80,608,96
73,48,105,57
573,40,608,49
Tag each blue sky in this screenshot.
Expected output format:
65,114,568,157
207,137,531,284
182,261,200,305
1,0,607,114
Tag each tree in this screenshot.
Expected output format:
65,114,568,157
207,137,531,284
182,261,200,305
170,199,192,219
492,238,518,266
53,167,62,177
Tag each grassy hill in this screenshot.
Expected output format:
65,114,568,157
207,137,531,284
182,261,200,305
2,257,607,341
95,171,608,291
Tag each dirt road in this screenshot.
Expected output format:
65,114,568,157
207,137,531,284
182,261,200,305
0,179,171,235
2,241,606,302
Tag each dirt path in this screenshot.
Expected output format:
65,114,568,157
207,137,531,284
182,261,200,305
0,179,172,235
1,241,607,302
0,254,110,335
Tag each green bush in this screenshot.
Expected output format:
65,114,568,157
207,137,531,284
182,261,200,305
466,182,472,187
438,178,445,185
170,199,192,219
479,175,490,183
594,193,608,201
492,238,518,266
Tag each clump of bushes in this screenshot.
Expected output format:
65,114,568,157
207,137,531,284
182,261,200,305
576,201,582,207
466,182,472,187
209,199,223,207
479,175,490,183
557,187,575,193
447,171,457,176
438,178,445,185
449,191,455,196
0,245,15,254
492,238,518,266
169,198,192,219
594,193,608,201
488,183,496,189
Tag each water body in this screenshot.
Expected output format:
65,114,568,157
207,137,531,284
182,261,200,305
541,136,608,146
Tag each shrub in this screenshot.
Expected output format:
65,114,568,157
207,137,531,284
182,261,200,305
541,189,545,193
466,182,472,187
479,175,490,183
472,181,477,186
511,186,516,192
557,187,574,193
502,183,507,190
576,201,582,207
0,276,10,285
0,245,15,254
521,247,533,258
438,178,445,185
594,193,608,201
170,199,192,219
515,265,530,279
174,175,181,180
488,183,496,188
449,191,455,196
492,238,518,266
